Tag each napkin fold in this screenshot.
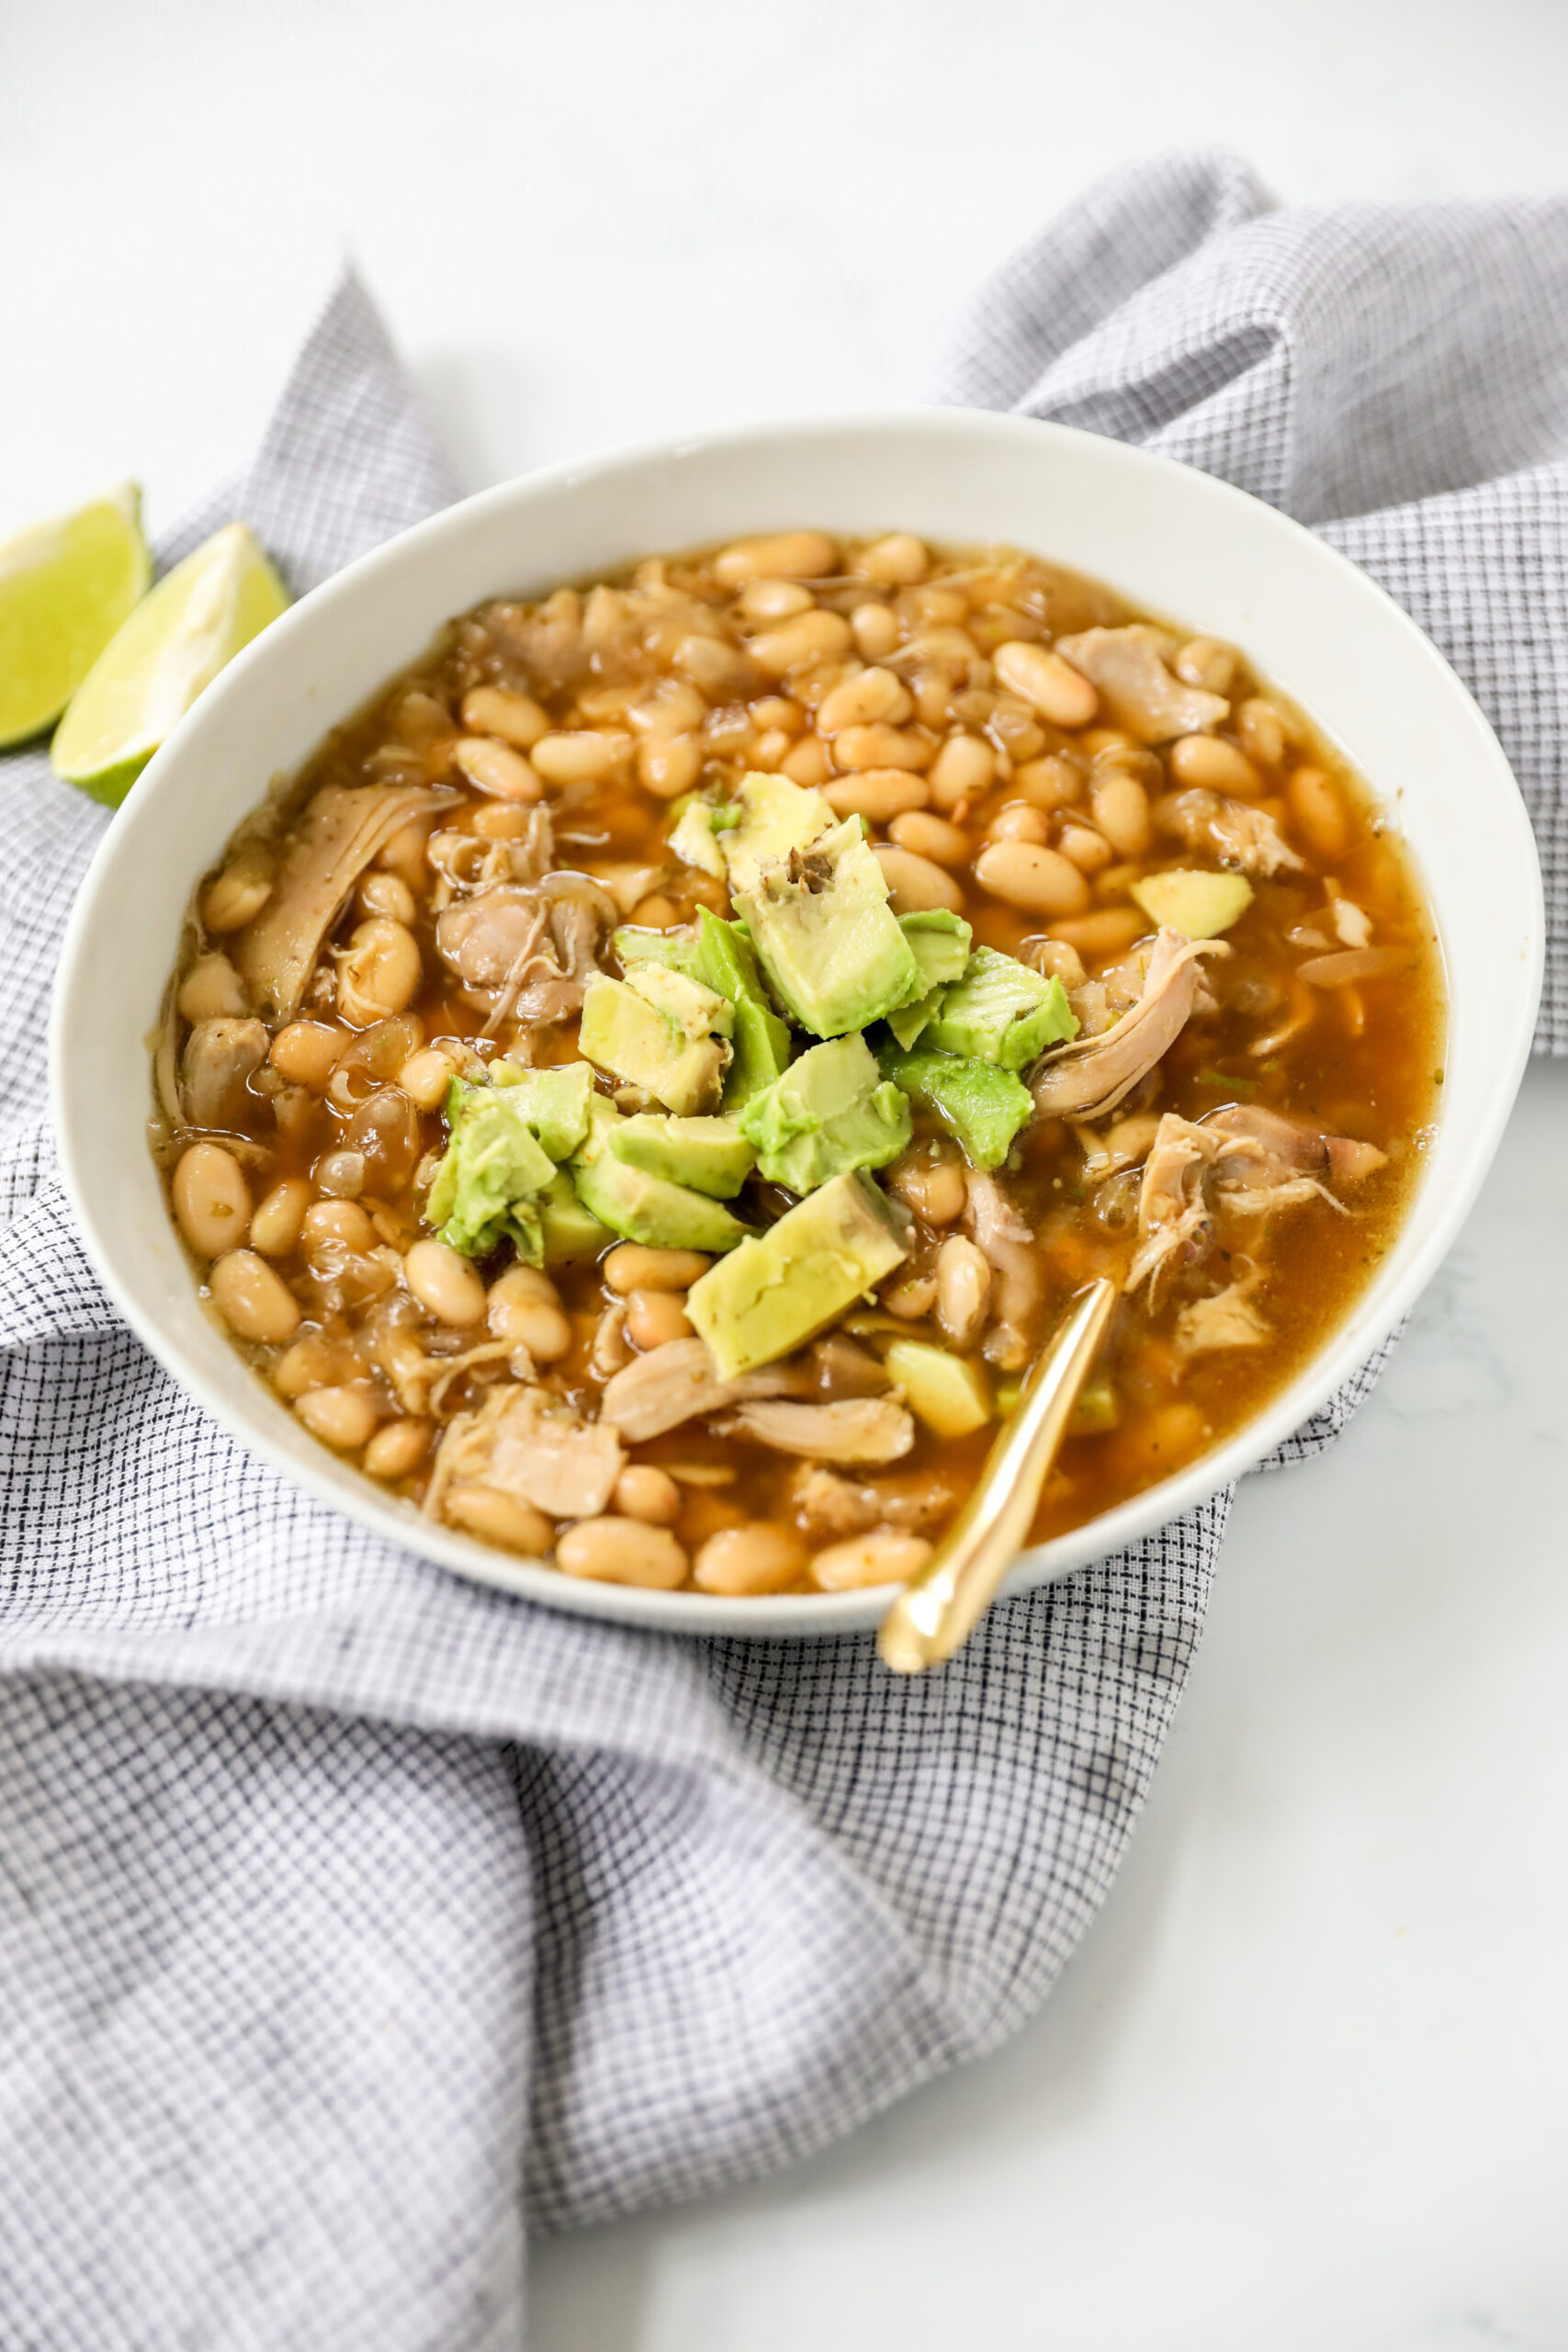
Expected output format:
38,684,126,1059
1,153,1562,2350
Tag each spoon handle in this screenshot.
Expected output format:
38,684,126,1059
876,1275,1118,1674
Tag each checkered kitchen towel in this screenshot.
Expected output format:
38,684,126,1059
1,152,1562,2350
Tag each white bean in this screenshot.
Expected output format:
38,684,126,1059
446,1482,553,1555
603,1245,711,1295
926,733,996,810
404,1238,487,1327
973,840,1090,916
176,954,248,1023
809,1530,933,1591
249,1176,311,1258
172,1143,252,1259
714,530,837,587
613,1464,682,1525
993,640,1100,727
693,1522,807,1596
364,1419,432,1480
337,919,422,1025
556,1517,689,1589
459,686,549,748
453,736,542,802
209,1250,300,1345
294,1384,379,1450
873,843,965,913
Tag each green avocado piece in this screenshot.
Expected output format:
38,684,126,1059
693,908,794,1109
424,1080,560,1262
900,909,973,990
610,1112,756,1199
686,1169,908,1378
579,966,733,1116
876,1042,1034,1172
886,910,975,1049
883,1338,992,1437
486,1060,594,1160
924,947,1078,1069
612,924,702,978
669,799,727,878
738,1034,910,1193
539,1169,615,1264
1130,866,1253,939
720,769,832,893
570,1098,751,1252
735,813,920,1040
615,910,794,1108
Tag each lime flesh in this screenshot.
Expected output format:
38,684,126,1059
0,484,150,750
51,522,290,806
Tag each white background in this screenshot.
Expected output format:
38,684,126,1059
6,3,1567,2344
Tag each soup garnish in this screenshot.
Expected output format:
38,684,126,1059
152,532,1443,1597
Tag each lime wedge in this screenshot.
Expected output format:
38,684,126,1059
52,522,290,806
0,483,150,750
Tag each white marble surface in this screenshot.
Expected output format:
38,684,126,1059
5,2,1566,2343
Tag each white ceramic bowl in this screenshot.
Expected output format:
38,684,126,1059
51,412,1544,1636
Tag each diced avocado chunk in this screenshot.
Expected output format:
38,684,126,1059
617,910,794,1108
686,1169,908,1378
425,1080,559,1262
1130,866,1254,939
886,910,976,1049
884,1338,992,1438
611,1112,756,1199
1070,1371,1121,1435
693,908,793,1108
735,813,919,1039
486,1060,594,1160
669,799,727,878
579,967,733,1116
721,769,831,893
613,925,702,978
738,1034,910,1194
900,909,973,992
924,946,1078,1069
877,1043,1033,1173
570,1098,751,1253
539,1168,615,1264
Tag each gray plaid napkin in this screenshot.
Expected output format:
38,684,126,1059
1,153,1562,2350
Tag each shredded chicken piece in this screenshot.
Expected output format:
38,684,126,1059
717,1397,915,1464
1123,1114,1219,1294
1032,929,1222,1122
426,1384,623,1522
790,1464,961,1541
1176,1275,1270,1356
436,872,614,1034
1155,786,1304,876
232,783,446,1023
179,1016,269,1129
426,1339,531,1418
1208,1104,1387,1204
963,1170,1041,1371
1055,625,1230,743
599,1337,809,1442
1125,1105,1388,1295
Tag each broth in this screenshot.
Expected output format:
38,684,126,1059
152,531,1444,1596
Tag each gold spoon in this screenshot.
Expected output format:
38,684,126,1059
876,1276,1118,1674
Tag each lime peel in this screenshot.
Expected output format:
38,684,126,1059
0,483,150,750
51,521,289,806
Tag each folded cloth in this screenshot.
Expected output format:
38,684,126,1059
1,153,1562,2350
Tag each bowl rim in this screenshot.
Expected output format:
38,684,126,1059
50,406,1546,1638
